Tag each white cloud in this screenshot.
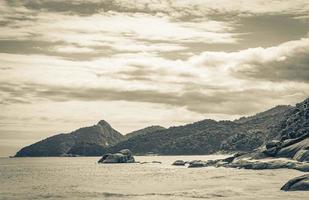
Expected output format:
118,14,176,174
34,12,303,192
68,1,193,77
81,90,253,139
0,8,238,52
112,0,309,16
52,45,95,53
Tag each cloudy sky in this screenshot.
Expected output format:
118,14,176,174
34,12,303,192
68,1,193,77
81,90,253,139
1,0,309,156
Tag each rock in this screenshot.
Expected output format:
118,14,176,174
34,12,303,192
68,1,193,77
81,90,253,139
188,160,206,168
277,137,309,160
262,147,279,156
98,149,135,164
172,160,186,166
293,149,309,162
225,160,309,172
221,156,236,163
139,161,162,164
293,163,309,172
119,149,133,157
281,174,309,191
266,140,281,149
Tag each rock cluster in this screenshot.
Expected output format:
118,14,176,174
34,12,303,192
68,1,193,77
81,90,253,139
173,153,309,191
98,149,135,164
262,134,309,162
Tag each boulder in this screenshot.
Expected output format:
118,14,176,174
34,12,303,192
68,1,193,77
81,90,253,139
119,149,133,157
293,163,309,172
172,160,186,166
293,149,309,162
98,149,135,164
281,174,309,191
221,156,235,163
220,153,245,163
277,138,309,160
188,160,206,168
262,147,279,157
266,140,281,149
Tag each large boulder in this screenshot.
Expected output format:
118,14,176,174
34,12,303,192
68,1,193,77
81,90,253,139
276,137,309,161
281,174,309,191
98,149,135,164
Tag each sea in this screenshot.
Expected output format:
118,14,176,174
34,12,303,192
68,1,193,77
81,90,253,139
0,155,307,200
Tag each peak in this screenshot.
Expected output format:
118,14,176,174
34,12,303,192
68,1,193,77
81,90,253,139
97,120,111,127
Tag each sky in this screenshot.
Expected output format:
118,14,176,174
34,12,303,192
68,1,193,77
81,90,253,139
1,0,309,156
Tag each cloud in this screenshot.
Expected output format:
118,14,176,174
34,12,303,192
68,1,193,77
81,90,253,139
1,35,309,117
12,0,309,17
189,37,309,83
0,0,239,60
52,45,95,53
1,80,308,116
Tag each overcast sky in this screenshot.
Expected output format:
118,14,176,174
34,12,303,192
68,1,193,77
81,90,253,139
1,0,309,156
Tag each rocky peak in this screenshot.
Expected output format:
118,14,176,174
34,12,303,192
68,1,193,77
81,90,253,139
97,120,111,128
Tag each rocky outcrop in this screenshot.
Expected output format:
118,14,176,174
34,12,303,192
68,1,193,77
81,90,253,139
257,130,309,162
238,98,309,162
98,149,135,164
176,153,309,172
224,159,309,172
15,120,124,157
281,174,309,191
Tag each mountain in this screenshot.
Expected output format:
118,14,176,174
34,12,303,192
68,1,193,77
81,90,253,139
125,125,166,139
15,120,124,157
15,97,309,157
103,105,294,155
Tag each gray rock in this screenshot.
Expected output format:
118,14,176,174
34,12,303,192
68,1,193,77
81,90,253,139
98,149,135,164
139,161,162,164
277,138,309,161
266,140,281,149
119,149,133,157
218,159,309,172
293,149,309,162
262,147,279,156
172,160,186,166
188,160,206,168
281,174,309,191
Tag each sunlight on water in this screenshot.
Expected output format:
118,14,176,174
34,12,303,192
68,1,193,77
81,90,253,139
0,155,307,200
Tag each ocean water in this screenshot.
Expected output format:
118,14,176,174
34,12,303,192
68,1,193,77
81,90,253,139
0,155,307,200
